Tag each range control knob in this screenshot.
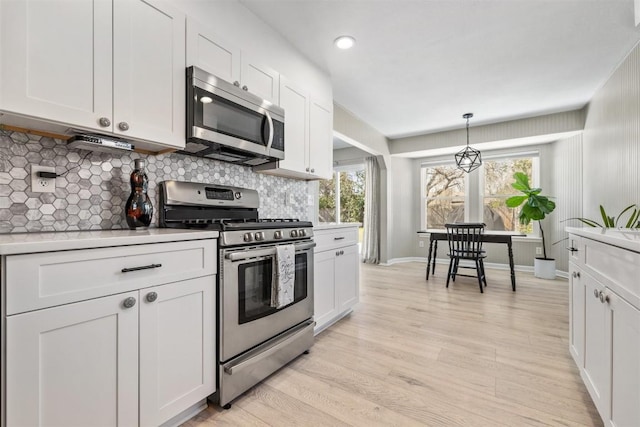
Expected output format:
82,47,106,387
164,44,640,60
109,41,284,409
290,230,299,238
299,229,307,237
274,230,283,239
243,233,253,242
255,232,265,241
235,192,242,199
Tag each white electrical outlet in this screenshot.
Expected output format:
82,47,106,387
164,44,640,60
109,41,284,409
31,165,56,193
288,193,296,205
419,241,425,248
307,194,314,206
536,247,542,255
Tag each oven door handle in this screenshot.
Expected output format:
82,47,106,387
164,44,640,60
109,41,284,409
225,241,316,261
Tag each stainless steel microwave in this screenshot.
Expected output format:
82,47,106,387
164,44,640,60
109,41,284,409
182,66,285,166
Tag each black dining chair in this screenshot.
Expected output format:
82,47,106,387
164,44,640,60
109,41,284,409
445,223,487,293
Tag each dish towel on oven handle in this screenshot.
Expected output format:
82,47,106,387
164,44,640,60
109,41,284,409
272,244,295,308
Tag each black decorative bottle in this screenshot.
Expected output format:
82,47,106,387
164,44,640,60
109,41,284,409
125,159,153,229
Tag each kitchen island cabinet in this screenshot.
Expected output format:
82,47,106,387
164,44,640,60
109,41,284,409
1,229,217,427
313,224,360,333
566,227,640,427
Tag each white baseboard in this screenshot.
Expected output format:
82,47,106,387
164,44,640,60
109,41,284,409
379,257,569,278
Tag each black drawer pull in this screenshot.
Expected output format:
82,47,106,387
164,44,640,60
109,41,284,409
334,236,345,240
566,247,578,253
121,263,162,273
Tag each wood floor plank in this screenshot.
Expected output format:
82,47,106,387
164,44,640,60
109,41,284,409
187,262,602,426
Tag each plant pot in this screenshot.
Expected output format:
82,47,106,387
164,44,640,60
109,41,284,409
534,258,556,280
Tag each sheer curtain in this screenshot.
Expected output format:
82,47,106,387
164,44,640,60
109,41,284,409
362,156,380,264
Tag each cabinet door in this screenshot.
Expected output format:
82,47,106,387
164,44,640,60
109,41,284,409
6,292,139,427
314,250,338,332
241,58,280,104
139,276,216,426
607,291,640,427
113,0,186,148
186,18,241,84
308,97,333,179
278,76,309,174
583,273,609,416
0,0,112,131
569,265,585,367
335,244,360,312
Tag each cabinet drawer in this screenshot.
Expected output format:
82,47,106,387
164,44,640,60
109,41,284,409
313,228,358,251
6,239,216,315
584,238,640,309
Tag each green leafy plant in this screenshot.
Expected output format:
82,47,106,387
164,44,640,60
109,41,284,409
565,204,640,228
505,172,556,259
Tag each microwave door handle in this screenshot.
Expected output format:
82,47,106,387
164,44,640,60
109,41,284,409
265,110,274,149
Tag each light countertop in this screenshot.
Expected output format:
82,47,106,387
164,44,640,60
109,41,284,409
0,229,219,255
314,222,361,230
566,227,640,253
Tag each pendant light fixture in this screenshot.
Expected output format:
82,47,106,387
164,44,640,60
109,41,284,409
455,112,482,173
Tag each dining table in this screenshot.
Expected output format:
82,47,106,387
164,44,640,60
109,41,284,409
417,229,525,291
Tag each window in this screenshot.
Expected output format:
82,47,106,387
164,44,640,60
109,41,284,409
421,152,538,234
422,164,466,229
319,167,365,224
482,157,534,233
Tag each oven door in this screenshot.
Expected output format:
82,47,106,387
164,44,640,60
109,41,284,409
220,240,314,362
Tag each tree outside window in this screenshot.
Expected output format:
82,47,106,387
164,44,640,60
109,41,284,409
483,157,533,233
421,154,537,233
319,169,365,224
423,165,465,229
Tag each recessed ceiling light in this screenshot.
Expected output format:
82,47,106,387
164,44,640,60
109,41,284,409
334,35,355,50
200,96,213,104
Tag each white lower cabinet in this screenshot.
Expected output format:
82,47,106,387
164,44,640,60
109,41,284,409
568,265,585,366
313,226,360,333
3,235,217,427
567,230,640,427
6,278,215,427
139,277,215,427
313,250,338,328
6,291,140,427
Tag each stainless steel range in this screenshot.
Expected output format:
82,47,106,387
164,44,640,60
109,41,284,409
159,180,315,409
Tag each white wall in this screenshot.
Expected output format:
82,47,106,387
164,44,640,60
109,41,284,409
387,157,416,259
582,41,640,220
549,134,583,272
333,104,393,262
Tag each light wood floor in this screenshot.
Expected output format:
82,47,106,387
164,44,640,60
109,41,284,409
185,262,602,426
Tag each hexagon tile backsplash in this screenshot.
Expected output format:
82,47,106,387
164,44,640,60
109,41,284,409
0,131,309,233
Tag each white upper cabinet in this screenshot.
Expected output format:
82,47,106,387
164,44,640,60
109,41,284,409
263,77,333,180
241,60,280,104
186,19,240,84
278,76,309,175
308,96,333,179
0,0,113,132
0,0,185,150
113,0,186,147
186,18,279,104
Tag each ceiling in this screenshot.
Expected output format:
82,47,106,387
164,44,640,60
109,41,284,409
240,0,640,141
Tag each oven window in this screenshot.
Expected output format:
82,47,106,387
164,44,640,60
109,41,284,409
238,253,308,324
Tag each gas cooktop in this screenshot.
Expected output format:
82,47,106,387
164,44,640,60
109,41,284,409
158,180,313,246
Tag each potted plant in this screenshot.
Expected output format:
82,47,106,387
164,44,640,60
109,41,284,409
566,204,639,228
506,172,557,279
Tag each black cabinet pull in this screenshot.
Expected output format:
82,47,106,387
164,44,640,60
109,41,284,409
334,236,345,241
121,263,162,273
566,247,578,252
